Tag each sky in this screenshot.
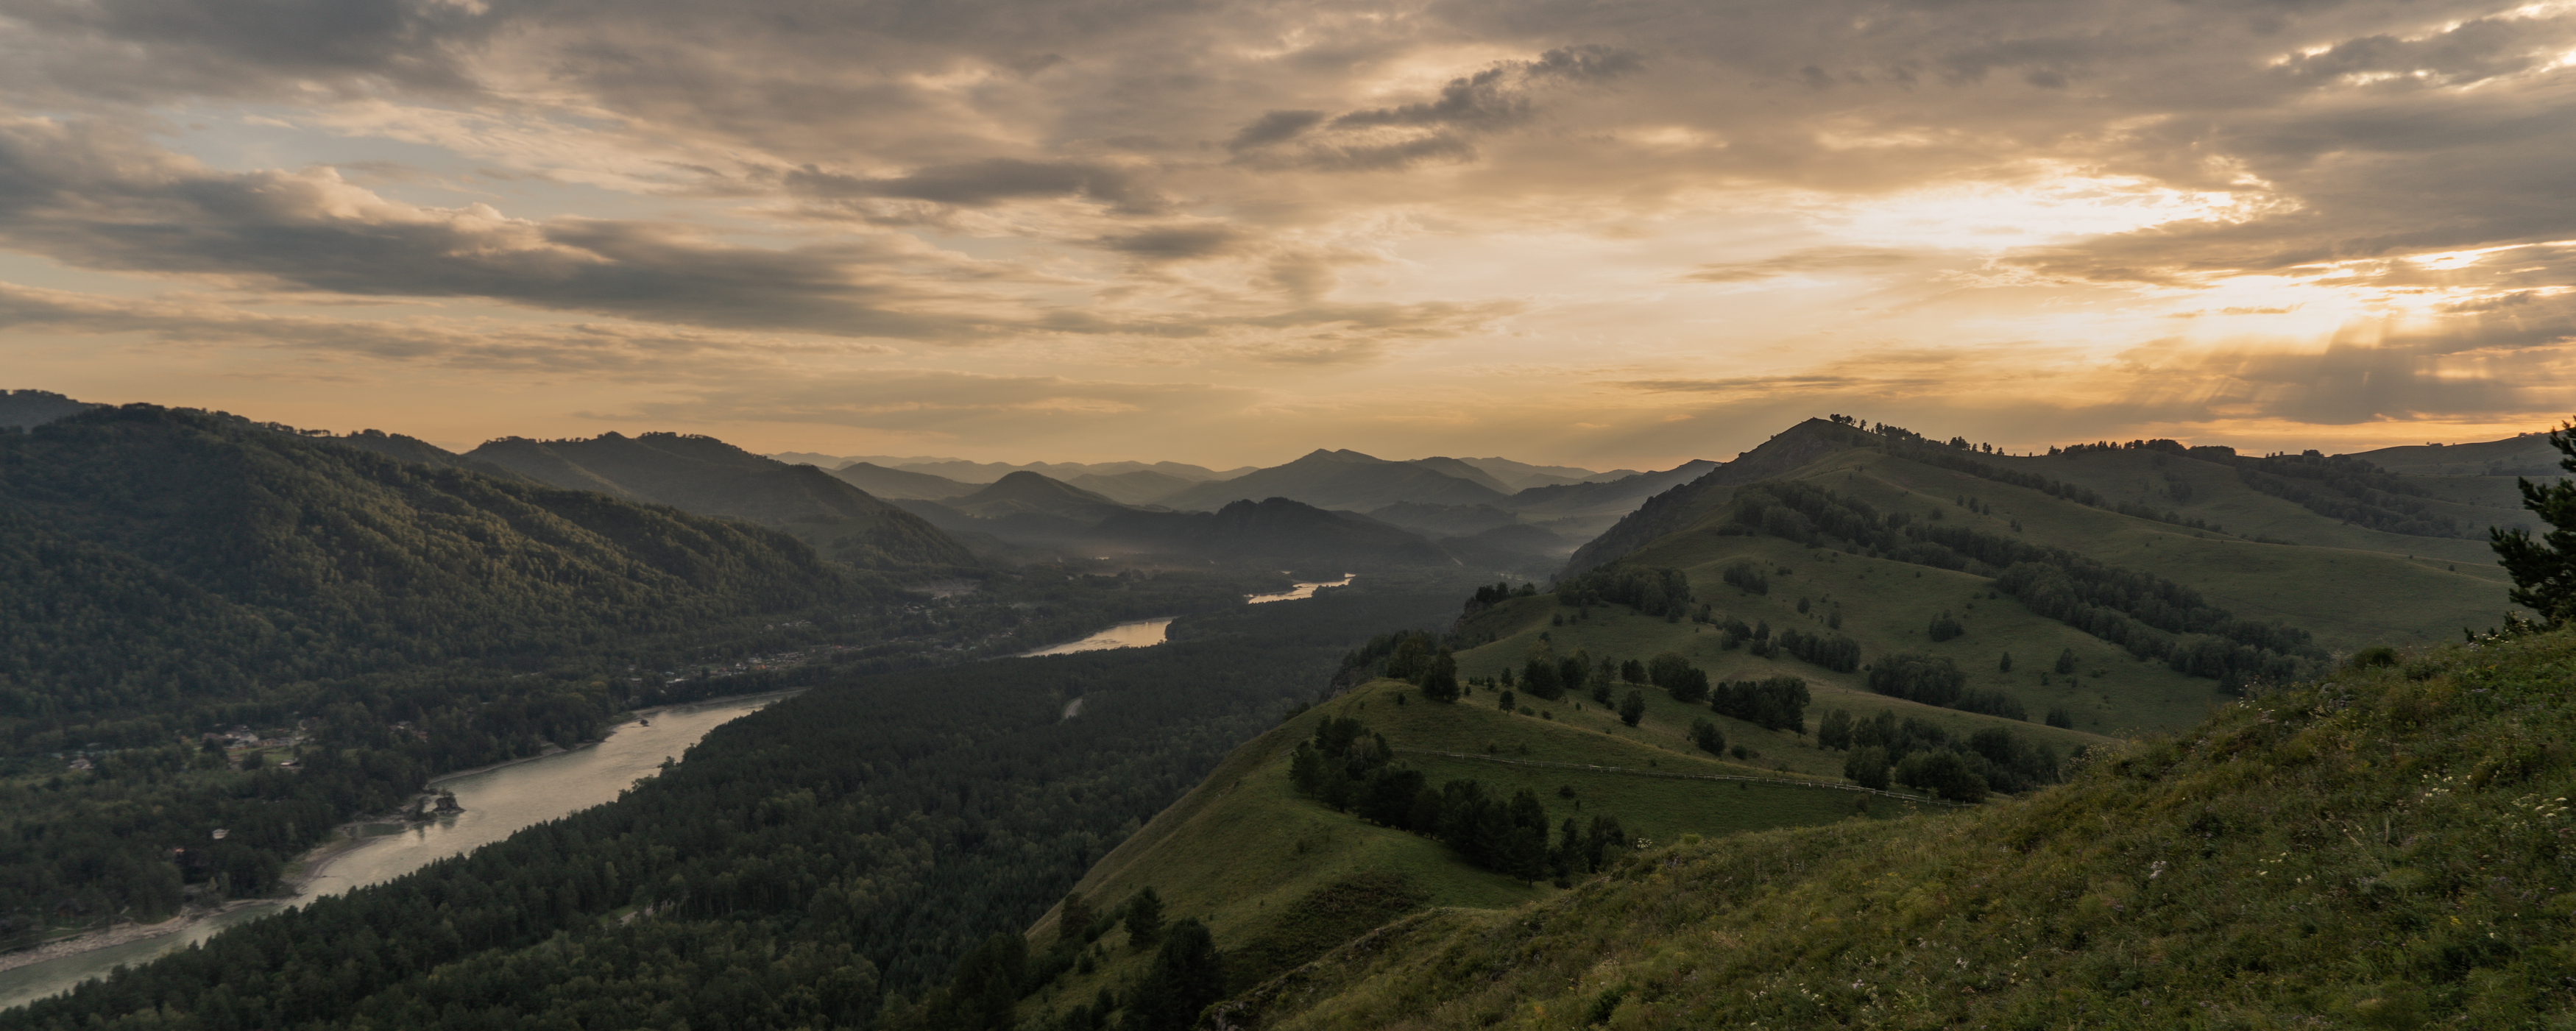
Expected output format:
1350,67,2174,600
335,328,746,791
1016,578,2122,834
2,0,2574,469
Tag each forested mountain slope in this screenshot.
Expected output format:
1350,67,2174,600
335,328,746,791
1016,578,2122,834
0,404,969,939
1236,629,2576,1030
0,392,99,430
0,405,863,726
465,431,976,569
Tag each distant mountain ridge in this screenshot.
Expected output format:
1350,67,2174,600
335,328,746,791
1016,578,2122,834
1089,497,1457,567
824,461,977,500
1159,449,1516,512
461,433,977,570
0,389,102,429
771,454,1257,485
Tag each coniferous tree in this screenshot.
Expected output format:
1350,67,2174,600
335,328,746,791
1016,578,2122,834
1420,649,1461,702
1998,651,2014,673
1124,887,1164,949
1521,656,1564,699
1846,745,1892,790
1057,893,1095,948
1689,718,1725,757
1618,690,1646,726
1125,918,1222,1031
1816,708,1854,750
1558,653,1590,699
2055,648,2078,675
2493,418,2576,624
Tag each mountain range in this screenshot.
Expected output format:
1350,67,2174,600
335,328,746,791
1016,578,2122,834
9,390,2574,1031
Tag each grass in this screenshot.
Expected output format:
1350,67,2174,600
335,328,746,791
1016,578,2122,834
1239,628,2576,1030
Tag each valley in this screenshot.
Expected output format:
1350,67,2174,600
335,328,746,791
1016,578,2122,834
0,393,2569,1030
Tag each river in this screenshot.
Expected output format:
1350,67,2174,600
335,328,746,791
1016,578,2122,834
1247,573,1354,603
0,690,798,1012
1017,618,1175,656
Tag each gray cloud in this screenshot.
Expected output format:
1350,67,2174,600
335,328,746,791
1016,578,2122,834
1225,45,1641,171
0,281,898,377
0,117,985,338
785,158,1165,214
1094,224,1244,261
1226,110,1328,150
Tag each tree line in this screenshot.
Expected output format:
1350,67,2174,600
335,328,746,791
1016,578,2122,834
1814,707,2065,802
1289,716,1632,886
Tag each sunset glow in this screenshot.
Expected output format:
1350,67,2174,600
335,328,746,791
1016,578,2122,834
4,0,2572,465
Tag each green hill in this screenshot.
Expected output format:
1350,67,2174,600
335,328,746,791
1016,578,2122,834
1538,419,2515,742
1229,628,2576,1030
1003,667,2037,1027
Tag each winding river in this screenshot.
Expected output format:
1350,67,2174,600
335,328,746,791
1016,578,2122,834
0,691,798,1012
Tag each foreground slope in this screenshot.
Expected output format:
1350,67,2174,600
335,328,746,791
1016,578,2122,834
1242,630,2576,1030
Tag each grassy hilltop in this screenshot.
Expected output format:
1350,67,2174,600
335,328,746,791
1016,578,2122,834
1234,628,2576,1030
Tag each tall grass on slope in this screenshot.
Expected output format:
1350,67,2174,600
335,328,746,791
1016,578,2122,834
1242,631,2576,1030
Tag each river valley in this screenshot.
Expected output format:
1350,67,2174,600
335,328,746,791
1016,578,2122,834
0,691,796,1011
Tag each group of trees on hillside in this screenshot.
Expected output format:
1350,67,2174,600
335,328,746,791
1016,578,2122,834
1289,718,1630,885
1864,653,2027,720
1554,566,1694,618
1816,707,2064,801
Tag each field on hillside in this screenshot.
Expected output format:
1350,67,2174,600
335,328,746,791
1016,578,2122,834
1458,554,2193,742
1019,676,1918,1026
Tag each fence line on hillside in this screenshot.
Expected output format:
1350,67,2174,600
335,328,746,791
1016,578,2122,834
1391,748,1968,807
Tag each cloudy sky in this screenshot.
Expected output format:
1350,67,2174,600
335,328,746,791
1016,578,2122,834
3,0,2572,467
